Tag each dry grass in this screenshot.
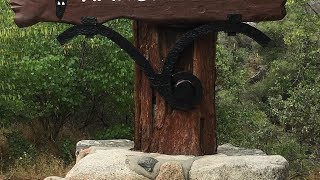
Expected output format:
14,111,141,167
0,120,89,180
2,153,73,180
307,168,320,180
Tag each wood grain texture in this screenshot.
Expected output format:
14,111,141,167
133,22,217,155
12,0,286,27
63,0,287,24
63,0,285,23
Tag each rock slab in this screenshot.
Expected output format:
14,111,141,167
189,154,288,180
51,140,289,180
66,148,148,180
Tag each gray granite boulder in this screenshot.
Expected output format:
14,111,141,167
66,148,148,180
49,140,289,180
189,154,288,180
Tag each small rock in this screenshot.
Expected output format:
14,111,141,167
137,157,159,172
156,162,185,180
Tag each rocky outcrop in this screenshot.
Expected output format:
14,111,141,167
46,140,289,180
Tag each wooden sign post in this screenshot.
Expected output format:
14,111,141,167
133,22,218,155
11,0,286,155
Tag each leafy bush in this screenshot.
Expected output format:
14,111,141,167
0,4,134,140
1,0,134,175
7,132,36,161
95,124,133,140
58,139,74,164
216,1,320,177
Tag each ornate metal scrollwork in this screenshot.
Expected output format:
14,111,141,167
57,16,271,110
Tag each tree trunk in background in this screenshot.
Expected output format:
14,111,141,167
133,21,217,155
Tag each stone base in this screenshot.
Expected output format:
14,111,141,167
45,140,289,180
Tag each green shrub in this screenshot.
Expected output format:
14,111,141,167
58,139,74,164
95,124,133,140
7,132,36,162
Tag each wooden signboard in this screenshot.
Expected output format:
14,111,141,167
11,0,286,27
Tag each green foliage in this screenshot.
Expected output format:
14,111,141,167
58,139,74,164
7,132,36,161
1,55,81,119
95,124,133,140
216,43,248,90
0,0,134,172
0,0,134,141
216,0,320,177
217,95,267,146
270,83,320,147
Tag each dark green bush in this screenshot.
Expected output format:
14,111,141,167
58,139,74,164
7,132,36,162
95,124,133,140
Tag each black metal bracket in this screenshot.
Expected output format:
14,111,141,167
226,14,242,36
57,16,271,110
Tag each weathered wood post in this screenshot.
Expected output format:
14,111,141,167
133,23,217,155
11,0,287,157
